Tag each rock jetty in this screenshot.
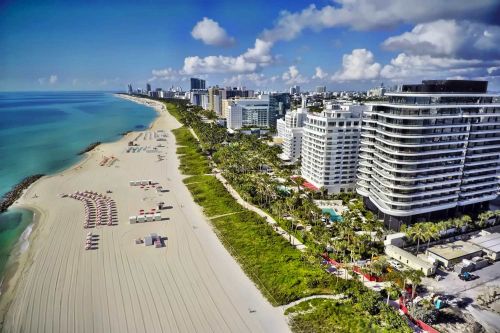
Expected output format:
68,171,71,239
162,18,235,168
0,174,44,212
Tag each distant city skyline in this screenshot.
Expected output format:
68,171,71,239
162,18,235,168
1,0,500,91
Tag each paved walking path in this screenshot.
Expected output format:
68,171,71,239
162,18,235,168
188,127,306,252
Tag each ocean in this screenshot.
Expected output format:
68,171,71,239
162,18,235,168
0,91,156,279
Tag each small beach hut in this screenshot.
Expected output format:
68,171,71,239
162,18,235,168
129,216,137,224
144,236,153,246
146,214,154,222
129,181,134,186
154,213,161,221
138,215,146,223
141,180,148,185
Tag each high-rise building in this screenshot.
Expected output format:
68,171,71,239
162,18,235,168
301,104,366,193
146,83,152,92
226,95,271,130
208,87,223,115
357,80,500,229
316,86,327,93
190,78,206,90
127,84,133,94
289,85,301,95
279,108,308,162
270,92,292,117
190,90,208,106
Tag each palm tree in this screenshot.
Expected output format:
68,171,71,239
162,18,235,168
406,224,428,254
406,269,425,301
461,215,473,230
452,217,466,233
424,223,440,251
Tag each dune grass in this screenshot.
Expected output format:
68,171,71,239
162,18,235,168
184,175,242,217
286,298,410,333
172,127,211,175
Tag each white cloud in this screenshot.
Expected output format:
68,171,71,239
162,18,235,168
312,67,328,79
37,74,58,85
380,53,486,80
191,17,235,47
223,73,279,87
182,38,273,75
488,66,500,74
260,1,496,42
332,49,381,80
150,67,179,81
382,20,500,59
282,66,309,84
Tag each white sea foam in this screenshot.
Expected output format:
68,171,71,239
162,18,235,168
19,223,33,254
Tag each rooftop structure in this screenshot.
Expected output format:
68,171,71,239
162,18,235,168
468,232,500,260
427,240,483,268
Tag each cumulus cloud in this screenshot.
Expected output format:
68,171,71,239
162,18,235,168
331,49,381,80
191,17,235,47
312,67,328,79
282,66,309,84
379,53,496,80
38,74,58,85
182,38,273,75
150,67,179,82
49,75,58,84
260,1,497,42
223,73,279,87
382,20,500,59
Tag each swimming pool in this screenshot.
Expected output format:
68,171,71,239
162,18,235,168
322,208,343,222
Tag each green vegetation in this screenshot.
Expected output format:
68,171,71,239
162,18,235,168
184,175,242,217
172,127,211,175
286,297,411,333
401,211,500,253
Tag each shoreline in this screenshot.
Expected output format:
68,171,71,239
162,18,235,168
0,94,164,327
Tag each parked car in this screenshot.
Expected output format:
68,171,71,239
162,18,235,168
458,272,478,281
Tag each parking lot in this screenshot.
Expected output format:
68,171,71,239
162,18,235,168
423,260,500,296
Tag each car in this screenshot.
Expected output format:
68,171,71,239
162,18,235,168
388,259,404,270
458,272,478,281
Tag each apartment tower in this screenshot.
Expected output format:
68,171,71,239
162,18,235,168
356,80,500,229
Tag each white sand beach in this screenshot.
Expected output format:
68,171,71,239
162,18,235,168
0,96,290,332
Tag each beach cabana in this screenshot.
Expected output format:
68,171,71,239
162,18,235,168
146,215,154,222
138,215,146,223
154,213,161,221
129,216,137,224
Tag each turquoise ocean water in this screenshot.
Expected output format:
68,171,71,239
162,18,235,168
0,91,156,279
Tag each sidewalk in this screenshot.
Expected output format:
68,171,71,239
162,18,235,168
214,171,307,252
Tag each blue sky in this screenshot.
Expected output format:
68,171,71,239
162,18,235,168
1,0,499,91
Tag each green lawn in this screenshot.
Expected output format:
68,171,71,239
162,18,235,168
286,298,411,333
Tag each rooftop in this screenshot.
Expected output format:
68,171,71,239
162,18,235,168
401,80,488,94
427,240,482,260
468,232,500,253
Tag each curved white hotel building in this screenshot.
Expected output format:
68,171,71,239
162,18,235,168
356,80,500,229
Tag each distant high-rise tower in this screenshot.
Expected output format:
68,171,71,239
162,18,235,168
316,86,326,93
146,83,152,92
289,85,301,95
190,78,206,90
127,84,133,94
